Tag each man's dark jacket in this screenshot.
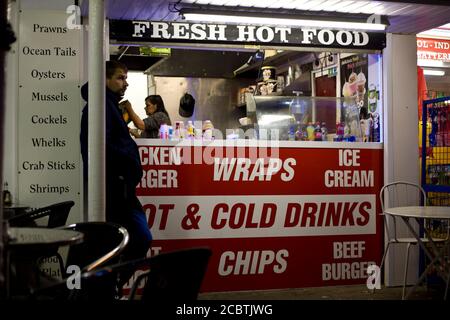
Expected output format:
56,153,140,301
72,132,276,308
80,83,143,222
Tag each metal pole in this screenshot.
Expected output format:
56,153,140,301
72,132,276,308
0,0,7,296
88,0,106,222
1,0,16,296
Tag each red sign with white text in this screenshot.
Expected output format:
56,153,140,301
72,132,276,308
417,37,450,62
131,142,384,292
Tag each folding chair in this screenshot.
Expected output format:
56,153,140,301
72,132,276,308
379,181,449,299
7,201,75,280
8,201,75,228
62,222,129,273
29,222,129,300
128,247,212,301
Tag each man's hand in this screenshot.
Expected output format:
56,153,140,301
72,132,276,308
129,128,141,138
119,100,132,111
119,99,145,130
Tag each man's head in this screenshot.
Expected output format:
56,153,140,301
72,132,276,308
106,60,128,97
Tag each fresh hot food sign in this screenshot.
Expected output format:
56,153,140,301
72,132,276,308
110,20,386,50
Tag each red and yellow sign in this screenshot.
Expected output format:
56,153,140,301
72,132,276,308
417,37,450,62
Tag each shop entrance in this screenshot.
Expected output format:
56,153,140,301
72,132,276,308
315,75,337,97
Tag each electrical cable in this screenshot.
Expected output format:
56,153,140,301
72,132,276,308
162,0,182,21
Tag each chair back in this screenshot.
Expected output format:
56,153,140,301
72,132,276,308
129,247,212,301
31,247,211,301
380,181,426,211
29,222,129,301
379,181,427,241
8,201,75,228
63,222,129,273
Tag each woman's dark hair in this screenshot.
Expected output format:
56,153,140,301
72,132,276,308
145,95,170,117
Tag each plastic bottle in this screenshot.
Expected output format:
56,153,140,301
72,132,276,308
371,113,380,142
158,124,164,139
187,121,195,139
344,123,351,137
302,125,308,141
159,123,169,139
288,126,295,141
168,126,174,140
321,122,328,141
194,121,203,140
368,84,378,113
335,122,344,141
306,122,315,141
314,122,322,141
179,121,185,139
203,120,214,141
174,121,181,140
295,122,302,141
288,118,296,141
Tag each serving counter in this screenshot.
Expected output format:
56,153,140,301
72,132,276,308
135,139,383,292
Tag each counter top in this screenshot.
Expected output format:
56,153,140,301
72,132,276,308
8,227,84,247
135,139,383,149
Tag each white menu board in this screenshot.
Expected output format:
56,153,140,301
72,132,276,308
17,9,82,222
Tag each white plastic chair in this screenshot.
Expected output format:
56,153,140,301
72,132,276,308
379,181,449,299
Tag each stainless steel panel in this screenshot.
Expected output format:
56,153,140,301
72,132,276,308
154,77,253,136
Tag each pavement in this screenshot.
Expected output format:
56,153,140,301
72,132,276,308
198,284,446,300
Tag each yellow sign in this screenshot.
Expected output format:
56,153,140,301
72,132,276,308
139,47,171,57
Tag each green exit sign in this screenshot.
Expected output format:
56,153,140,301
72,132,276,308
139,47,171,57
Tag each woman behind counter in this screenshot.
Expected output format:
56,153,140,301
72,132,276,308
122,95,172,138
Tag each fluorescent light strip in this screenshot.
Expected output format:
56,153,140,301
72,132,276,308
417,59,445,67
423,69,445,76
418,29,450,39
258,114,293,126
191,0,386,15
183,13,387,30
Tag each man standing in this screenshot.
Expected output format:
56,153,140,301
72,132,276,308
80,61,152,289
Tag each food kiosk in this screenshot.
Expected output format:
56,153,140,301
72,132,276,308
110,20,386,292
